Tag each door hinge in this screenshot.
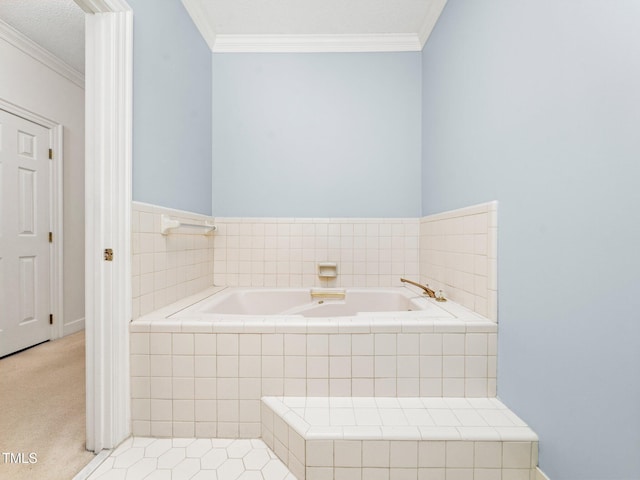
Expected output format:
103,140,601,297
49,148,53,160
49,314,53,325
104,248,114,261
49,232,53,243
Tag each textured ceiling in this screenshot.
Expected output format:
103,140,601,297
0,0,85,73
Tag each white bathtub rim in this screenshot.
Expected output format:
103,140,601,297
173,286,446,318
131,286,497,334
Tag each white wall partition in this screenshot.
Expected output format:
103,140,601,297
81,0,133,453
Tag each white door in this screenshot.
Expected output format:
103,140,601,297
0,109,51,357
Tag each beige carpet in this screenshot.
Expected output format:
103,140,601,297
0,331,95,480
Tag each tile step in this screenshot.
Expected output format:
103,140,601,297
261,396,538,480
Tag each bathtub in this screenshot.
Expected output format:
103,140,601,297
130,285,497,438
171,287,448,318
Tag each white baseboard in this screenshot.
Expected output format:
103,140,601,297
63,317,85,337
71,449,111,480
536,467,551,480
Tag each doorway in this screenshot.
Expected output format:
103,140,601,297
1,0,133,461
0,109,52,357
0,102,65,358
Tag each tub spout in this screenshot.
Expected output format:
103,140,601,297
400,278,436,298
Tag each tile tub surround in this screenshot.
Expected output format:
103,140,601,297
212,217,420,289
261,396,538,480
132,202,215,319
130,287,497,438
420,201,498,321
130,203,498,319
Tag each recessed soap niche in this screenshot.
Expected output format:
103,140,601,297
317,262,337,279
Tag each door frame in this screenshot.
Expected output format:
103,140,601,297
74,0,133,452
0,99,64,343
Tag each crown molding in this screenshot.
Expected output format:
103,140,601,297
417,0,448,48
74,0,131,14
212,33,422,53
182,0,217,51
182,0,447,53
0,19,84,88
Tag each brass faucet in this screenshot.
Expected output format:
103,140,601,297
400,278,447,302
400,278,436,298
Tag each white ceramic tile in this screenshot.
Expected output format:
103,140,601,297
217,356,239,377
352,335,374,356
217,334,239,355
237,334,260,356
442,379,465,397
169,356,192,377
375,378,397,396
172,333,195,355
397,334,420,355
151,399,173,421
375,334,397,355
390,441,418,467
150,333,172,355
419,334,442,355
442,357,465,378
131,333,150,355
306,440,334,467
374,356,397,378
397,356,420,378
149,355,172,378
465,356,488,378
131,355,150,377
262,334,284,356
353,408,382,426
445,441,474,468
307,335,329,356
150,377,172,400
330,335,352,356
473,441,502,469
284,334,307,356
262,356,284,378
335,440,362,467
352,378,375,396
502,442,532,469
330,356,351,378
352,356,374,378
304,355,327,378
362,440,390,468
442,334,465,356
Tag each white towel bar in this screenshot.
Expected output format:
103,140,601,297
160,214,217,235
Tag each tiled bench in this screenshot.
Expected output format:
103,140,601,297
261,397,538,480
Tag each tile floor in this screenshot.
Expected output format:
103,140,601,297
86,437,297,480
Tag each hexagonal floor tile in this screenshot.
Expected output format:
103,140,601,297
216,458,245,480
226,440,253,459
86,437,296,480
242,449,271,470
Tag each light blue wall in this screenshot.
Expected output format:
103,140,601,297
421,1,640,479
129,0,212,215
212,53,421,217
